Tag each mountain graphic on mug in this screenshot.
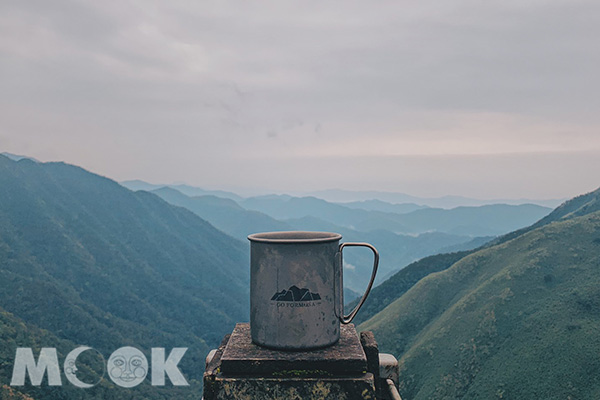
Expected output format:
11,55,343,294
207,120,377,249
271,285,321,302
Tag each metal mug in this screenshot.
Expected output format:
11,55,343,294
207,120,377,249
248,231,379,350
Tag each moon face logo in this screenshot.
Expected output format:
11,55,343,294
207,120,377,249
63,347,105,388
107,347,148,388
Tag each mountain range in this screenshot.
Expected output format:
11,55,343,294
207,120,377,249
305,188,564,209
358,186,600,399
147,187,489,290
1,154,591,399
121,179,243,202
149,187,292,240
123,179,553,239
128,181,552,293
337,199,427,214
121,180,562,210
240,194,551,237
0,154,249,399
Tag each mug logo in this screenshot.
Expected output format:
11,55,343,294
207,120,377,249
271,285,321,302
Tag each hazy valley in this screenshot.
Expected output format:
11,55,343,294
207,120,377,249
2,153,598,399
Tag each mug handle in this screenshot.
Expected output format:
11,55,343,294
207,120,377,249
339,242,379,324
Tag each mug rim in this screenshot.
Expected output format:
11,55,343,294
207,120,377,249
248,231,342,243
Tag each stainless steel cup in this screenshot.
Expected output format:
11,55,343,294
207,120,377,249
248,231,378,350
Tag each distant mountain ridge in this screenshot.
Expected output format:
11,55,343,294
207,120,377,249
146,185,550,291
150,188,484,290
306,188,564,209
121,179,563,209
337,199,427,214
150,186,292,240
122,180,557,238
121,179,243,201
0,152,39,162
242,195,551,237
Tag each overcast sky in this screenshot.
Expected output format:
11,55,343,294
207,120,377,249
1,0,599,199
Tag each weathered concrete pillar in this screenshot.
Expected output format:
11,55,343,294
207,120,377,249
204,323,390,399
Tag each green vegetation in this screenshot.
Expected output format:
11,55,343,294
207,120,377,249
360,187,600,399
1,151,593,399
1,384,35,400
0,307,205,399
0,154,250,399
351,251,473,325
356,187,600,327
487,187,600,247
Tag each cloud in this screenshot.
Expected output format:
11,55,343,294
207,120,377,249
1,0,599,199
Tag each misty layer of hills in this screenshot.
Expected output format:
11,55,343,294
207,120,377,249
127,181,550,292
2,153,596,400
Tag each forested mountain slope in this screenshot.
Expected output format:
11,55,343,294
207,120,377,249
361,203,600,399
0,155,250,399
